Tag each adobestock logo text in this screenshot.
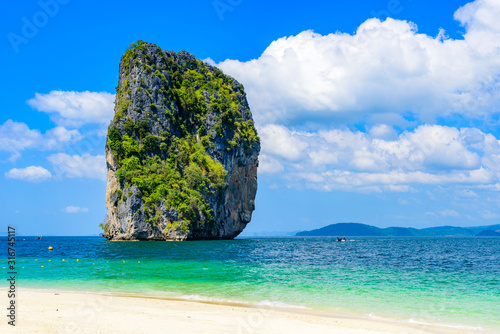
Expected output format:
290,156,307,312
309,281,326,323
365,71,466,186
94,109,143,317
7,0,71,54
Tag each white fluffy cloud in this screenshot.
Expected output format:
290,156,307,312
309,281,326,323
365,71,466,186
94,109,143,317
0,120,42,152
27,91,115,127
44,127,84,150
454,0,500,55
63,206,89,213
244,0,500,193
259,154,284,174
47,153,106,181
260,124,308,160
316,125,488,172
218,0,500,126
260,124,500,192
0,120,82,161
5,166,52,182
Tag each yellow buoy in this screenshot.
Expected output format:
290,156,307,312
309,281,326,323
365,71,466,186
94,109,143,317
41,266,44,268
22,267,25,269
76,259,79,261
49,260,51,262
62,259,65,261
48,246,53,251
138,261,140,263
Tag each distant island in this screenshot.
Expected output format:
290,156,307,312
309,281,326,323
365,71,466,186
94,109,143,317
475,229,500,237
296,223,500,237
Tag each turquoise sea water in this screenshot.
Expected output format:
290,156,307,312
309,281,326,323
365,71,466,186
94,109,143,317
1,236,499,331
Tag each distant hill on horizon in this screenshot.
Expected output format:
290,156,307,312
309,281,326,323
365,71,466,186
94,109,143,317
296,223,500,237
476,229,500,237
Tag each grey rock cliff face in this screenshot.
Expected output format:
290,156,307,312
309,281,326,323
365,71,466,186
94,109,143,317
103,42,259,241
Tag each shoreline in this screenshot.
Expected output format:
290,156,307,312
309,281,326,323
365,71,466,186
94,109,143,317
1,288,494,333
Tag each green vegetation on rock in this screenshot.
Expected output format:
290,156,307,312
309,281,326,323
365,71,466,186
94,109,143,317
106,41,259,235
109,128,226,227
114,40,259,150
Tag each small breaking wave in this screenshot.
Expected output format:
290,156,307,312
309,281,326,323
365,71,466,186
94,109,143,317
179,294,307,309
367,313,485,332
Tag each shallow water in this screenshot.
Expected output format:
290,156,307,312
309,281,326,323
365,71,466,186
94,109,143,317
1,236,499,330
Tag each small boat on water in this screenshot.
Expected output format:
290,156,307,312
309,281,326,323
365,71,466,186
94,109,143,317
337,237,346,242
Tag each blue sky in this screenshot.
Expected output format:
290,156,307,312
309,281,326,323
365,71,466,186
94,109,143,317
2,0,500,236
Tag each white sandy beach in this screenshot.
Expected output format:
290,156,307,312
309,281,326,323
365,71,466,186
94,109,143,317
0,289,490,334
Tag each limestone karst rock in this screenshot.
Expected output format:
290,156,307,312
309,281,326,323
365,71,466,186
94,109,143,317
103,41,260,240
